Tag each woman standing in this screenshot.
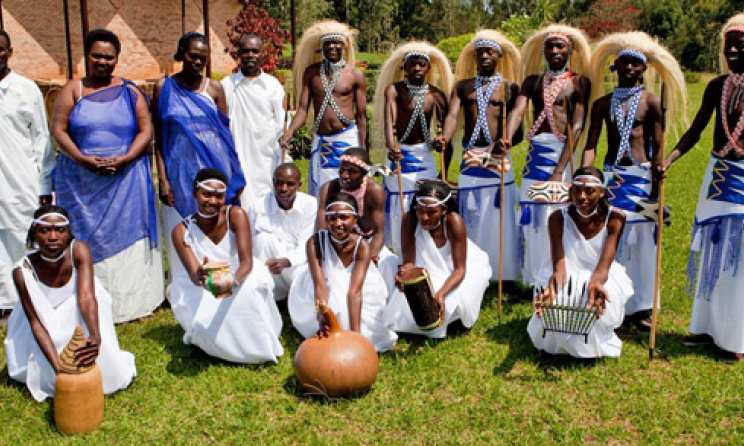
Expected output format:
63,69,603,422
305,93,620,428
51,29,163,323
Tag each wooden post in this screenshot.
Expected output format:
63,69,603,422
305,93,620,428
181,0,186,36
63,0,74,79
80,0,90,76
290,0,296,61
202,0,211,77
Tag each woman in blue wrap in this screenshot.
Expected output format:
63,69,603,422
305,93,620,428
153,32,246,281
51,29,163,323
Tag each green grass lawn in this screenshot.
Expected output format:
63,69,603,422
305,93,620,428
3,80,744,443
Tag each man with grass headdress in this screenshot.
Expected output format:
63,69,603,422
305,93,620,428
281,20,367,196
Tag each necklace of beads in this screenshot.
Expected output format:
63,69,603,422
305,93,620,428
400,78,430,144
719,73,744,157
312,58,355,133
610,86,644,167
40,249,66,263
527,71,573,141
467,74,502,149
575,205,598,219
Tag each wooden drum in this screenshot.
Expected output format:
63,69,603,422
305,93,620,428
399,267,441,330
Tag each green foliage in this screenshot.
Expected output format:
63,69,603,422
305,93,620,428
684,71,702,84
436,34,474,66
364,69,379,104
500,14,539,46
289,124,312,160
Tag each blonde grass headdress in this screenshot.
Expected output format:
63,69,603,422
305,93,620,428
722,13,744,75
372,41,455,149
521,24,591,78
292,20,358,102
589,31,687,135
454,29,521,82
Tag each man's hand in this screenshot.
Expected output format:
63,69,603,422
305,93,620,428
265,258,291,275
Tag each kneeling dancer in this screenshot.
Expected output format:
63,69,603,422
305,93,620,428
529,168,632,358
289,192,397,352
385,180,492,338
170,169,284,364
4,206,136,401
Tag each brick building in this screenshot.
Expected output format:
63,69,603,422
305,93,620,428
2,0,243,82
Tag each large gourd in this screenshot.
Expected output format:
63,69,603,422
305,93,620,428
293,304,379,397
54,325,104,434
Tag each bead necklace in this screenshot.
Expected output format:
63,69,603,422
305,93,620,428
467,74,502,149
527,71,573,141
400,78,430,144
313,58,355,133
610,86,644,167
720,73,744,157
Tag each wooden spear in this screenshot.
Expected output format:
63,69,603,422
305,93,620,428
649,83,667,361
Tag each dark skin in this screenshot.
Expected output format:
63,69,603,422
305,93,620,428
505,38,591,180
536,181,626,317
153,39,230,206
171,180,254,298
395,201,468,323
439,46,522,156
307,205,371,333
665,31,744,169
51,40,153,181
0,35,51,206
281,40,368,149
13,219,101,373
581,55,664,197
265,166,302,275
384,56,452,178
238,35,263,77
316,161,386,262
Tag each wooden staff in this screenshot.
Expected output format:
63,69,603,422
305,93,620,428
435,102,446,181
497,84,507,321
650,84,667,361
564,97,575,177
392,129,406,215
281,91,290,164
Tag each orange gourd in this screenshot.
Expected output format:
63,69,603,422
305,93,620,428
293,304,379,398
54,326,104,434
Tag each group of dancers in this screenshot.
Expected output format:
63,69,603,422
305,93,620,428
2,12,744,402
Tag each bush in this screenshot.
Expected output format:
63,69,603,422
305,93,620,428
436,34,474,66
289,124,312,160
684,71,702,84
364,69,379,103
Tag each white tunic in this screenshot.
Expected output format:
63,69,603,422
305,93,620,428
384,223,492,338
222,72,288,206
247,191,317,300
169,210,284,364
4,246,136,402
0,71,56,309
288,231,397,352
527,208,633,358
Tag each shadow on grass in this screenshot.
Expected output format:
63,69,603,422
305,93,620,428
142,324,212,377
282,373,376,403
0,365,30,396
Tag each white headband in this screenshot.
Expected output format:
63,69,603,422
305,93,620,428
325,201,358,216
572,175,604,187
33,213,70,227
196,180,227,193
320,34,345,43
416,193,452,207
403,51,430,63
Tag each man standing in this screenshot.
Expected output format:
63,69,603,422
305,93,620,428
247,163,317,300
281,20,367,196
581,32,686,332
223,34,287,206
0,30,56,319
505,25,592,285
439,30,522,282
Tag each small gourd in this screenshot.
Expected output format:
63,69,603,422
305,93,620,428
54,325,104,434
203,261,234,297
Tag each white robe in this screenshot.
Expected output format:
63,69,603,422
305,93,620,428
527,208,633,358
384,224,492,338
458,146,521,281
288,231,397,352
4,250,136,401
222,72,289,206
169,213,284,364
384,142,438,256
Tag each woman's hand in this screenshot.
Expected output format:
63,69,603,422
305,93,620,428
434,291,445,326
394,263,415,291
534,269,566,317
587,279,609,318
158,178,174,206
75,334,101,366
192,256,209,287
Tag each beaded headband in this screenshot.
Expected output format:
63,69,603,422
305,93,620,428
339,154,370,171
572,175,604,188
416,193,452,207
616,49,647,65
196,179,227,193
474,39,502,55
725,24,744,35
34,212,70,227
543,32,572,47
325,201,358,216
403,51,430,63
320,33,346,43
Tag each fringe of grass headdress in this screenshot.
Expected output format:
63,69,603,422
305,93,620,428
372,41,455,150
589,31,688,136
292,20,358,104
721,13,744,75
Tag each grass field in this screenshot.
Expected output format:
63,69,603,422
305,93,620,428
3,80,744,443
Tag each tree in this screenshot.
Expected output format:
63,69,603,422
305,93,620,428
226,0,291,73
575,0,640,38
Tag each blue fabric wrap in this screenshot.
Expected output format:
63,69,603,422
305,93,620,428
707,158,744,205
158,77,246,217
53,80,158,263
686,216,744,301
308,124,356,195
521,141,557,182
606,170,650,213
